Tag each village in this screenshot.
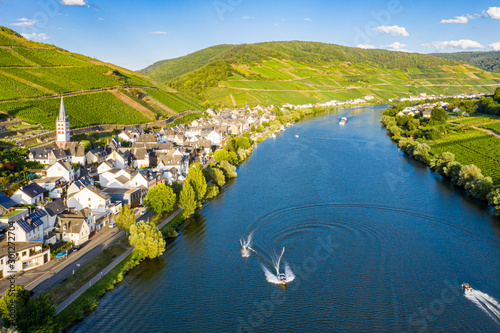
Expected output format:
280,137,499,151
0,90,490,283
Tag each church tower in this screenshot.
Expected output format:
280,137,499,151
56,96,70,148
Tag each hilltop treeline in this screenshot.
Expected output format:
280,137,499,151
432,51,500,73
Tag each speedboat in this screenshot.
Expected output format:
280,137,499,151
277,273,286,285
462,283,473,292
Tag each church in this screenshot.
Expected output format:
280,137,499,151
56,96,70,148
27,96,86,166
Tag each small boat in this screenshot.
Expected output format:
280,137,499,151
295,135,299,138
277,273,286,285
339,117,347,125
462,283,473,292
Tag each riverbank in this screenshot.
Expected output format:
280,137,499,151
381,109,500,215
55,208,184,331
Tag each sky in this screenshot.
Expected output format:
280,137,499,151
1,0,500,71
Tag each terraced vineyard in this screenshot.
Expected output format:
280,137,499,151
144,88,202,112
0,27,202,128
142,41,500,108
430,133,500,183
480,122,500,133
0,92,150,129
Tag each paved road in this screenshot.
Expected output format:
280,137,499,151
55,208,183,314
0,209,147,295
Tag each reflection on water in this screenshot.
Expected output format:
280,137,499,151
71,107,500,333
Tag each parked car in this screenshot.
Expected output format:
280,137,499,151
109,221,116,228
73,245,82,251
140,210,147,216
55,251,68,259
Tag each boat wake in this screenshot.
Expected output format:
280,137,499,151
262,263,295,285
465,289,500,324
240,232,255,258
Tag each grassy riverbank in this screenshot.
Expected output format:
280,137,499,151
381,100,500,214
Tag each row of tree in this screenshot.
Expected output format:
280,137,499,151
391,133,500,214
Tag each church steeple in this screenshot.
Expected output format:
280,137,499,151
56,95,70,148
58,96,68,122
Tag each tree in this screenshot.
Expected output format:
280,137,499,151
206,167,225,187
206,183,219,199
443,161,463,184
213,149,239,165
430,152,455,175
187,163,207,204
143,183,176,215
114,205,136,235
0,285,31,326
129,220,166,259
430,107,448,123
487,188,500,215
465,176,494,201
16,293,58,333
170,182,182,197
457,164,482,187
412,143,430,163
218,160,237,178
494,87,500,102
179,182,197,219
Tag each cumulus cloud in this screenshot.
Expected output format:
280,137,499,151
11,18,37,27
60,0,87,5
149,31,168,35
422,39,484,50
489,42,500,51
371,25,409,37
487,7,500,19
387,42,408,52
441,15,468,24
357,44,375,49
21,32,49,41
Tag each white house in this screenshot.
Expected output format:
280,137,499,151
0,242,50,278
12,210,47,242
54,209,91,245
42,198,67,236
11,183,46,205
47,161,76,183
33,176,67,199
67,185,110,213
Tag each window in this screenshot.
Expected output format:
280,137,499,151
22,251,26,257
88,198,91,201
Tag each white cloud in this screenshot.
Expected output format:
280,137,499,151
487,7,500,19
422,39,484,50
21,32,49,41
489,42,500,51
387,42,408,52
371,25,409,37
241,16,251,19
441,15,468,24
98,18,104,21
304,18,312,21
149,31,168,35
60,0,87,5
11,18,37,27
357,44,375,49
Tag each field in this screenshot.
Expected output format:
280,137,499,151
204,61,500,108
480,122,500,133
0,28,204,128
144,88,202,112
430,132,500,183
0,92,151,129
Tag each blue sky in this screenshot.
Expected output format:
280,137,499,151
1,0,500,70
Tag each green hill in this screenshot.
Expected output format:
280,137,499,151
431,51,500,73
141,41,500,108
0,27,202,129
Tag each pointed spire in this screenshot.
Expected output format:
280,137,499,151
58,95,68,122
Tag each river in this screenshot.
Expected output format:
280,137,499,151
70,106,500,332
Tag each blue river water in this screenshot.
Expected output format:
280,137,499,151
70,106,500,332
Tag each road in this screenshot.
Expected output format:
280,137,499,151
0,209,149,295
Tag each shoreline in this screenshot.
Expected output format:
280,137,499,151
56,102,378,331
